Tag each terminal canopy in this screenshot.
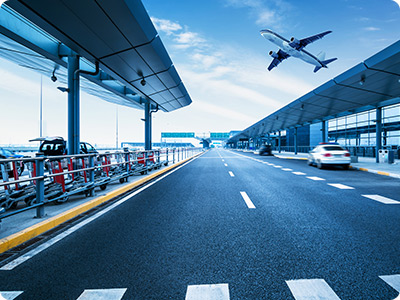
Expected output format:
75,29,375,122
1,0,192,112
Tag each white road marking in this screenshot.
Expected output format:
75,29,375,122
274,165,282,168
380,274,400,293
362,194,400,204
240,191,256,209
306,176,325,181
282,168,293,171
186,283,230,300
224,163,228,167
327,183,354,190
229,171,235,177
293,172,306,175
0,154,204,271
286,279,341,300
77,289,127,300
0,291,23,300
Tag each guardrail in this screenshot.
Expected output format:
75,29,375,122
0,147,203,221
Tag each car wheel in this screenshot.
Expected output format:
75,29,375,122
343,164,350,170
317,160,324,169
307,159,313,166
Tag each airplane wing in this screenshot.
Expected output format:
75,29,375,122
268,49,290,71
289,31,332,50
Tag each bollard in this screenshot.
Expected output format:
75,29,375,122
35,153,45,218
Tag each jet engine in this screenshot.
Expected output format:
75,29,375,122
269,50,279,59
290,37,301,49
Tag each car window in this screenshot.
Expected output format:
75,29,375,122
86,143,94,151
323,146,344,151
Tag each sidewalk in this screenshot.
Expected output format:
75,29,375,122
272,151,400,179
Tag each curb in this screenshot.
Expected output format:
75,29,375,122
0,153,202,254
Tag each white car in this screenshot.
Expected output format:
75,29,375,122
308,143,351,169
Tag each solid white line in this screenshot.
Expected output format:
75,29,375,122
282,168,293,171
224,163,228,167
229,171,235,177
77,289,127,300
380,274,400,292
286,279,341,300
292,172,306,175
0,291,24,300
185,283,230,300
306,176,325,181
0,155,203,271
327,183,354,190
240,191,256,209
362,194,400,204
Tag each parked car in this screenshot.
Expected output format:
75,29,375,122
0,147,25,178
259,144,272,156
308,143,351,169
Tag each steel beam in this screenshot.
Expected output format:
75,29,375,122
144,101,152,150
68,54,80,155
376,107,382,163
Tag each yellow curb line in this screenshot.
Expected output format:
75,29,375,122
377,171,390,176
0,153,202,254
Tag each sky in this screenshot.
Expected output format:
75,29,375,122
0,0,399,147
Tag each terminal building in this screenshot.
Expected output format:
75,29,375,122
227,40,400,162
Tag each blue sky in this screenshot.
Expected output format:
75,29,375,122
0,0,399,146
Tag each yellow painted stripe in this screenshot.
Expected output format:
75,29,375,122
359,168,369,172
377,171,390,176
0,153,203,254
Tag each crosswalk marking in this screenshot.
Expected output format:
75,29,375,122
76,289,127,300
185,284,230,300
293,171,306,175
362,194,400,204
380,274,400,293
286,279,341,300
228,171,235,177
327,183,354,190
0,291,23,300
240,191,256,209
307,176,325,181
282,168,293,171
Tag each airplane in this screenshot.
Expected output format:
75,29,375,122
260,29,337,72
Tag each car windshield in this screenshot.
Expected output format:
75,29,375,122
323,146,344,151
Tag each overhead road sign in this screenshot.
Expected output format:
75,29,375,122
1,0,192,112
229,40,400,143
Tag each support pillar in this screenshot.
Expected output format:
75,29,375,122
376,107,382,163
278,131,281,153
144,101,152,150
321,121,327,143
68,55,80,155
294,127,298,155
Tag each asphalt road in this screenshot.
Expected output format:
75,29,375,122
1,149,400,299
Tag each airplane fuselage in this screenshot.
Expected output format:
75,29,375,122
261,30,322,67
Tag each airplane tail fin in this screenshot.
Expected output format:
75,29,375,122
314,57,337,73
317,51,326,61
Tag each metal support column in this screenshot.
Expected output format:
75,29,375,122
68,55,80,155
144,102,152,151
321,121,327,143
376,107,382,163
35,153,45,218
294,127,298,155
278,131,281,153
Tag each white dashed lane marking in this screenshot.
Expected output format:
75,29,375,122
362,194,400,204
77,289,127,300
229,171,235,177
379,274,400,293
185,284,230,300
286,279,341,300
224,163,228,167
306,176,325,181
282,168,293,171
327,183,354,190
292,172,306,175
240,191,256,209
274,165,282,168
0,291,24,300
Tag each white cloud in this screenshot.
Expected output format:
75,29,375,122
150,17,182,35
364,26,380,31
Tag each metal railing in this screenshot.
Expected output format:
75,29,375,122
0,147,203,221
